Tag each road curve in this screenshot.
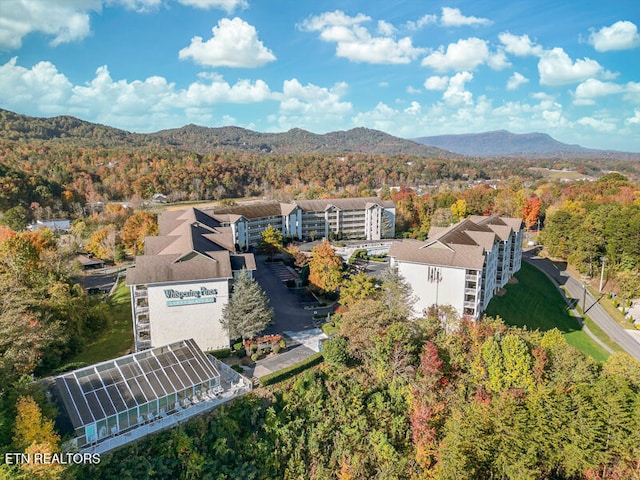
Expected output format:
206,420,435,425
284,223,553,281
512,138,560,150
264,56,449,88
523,250,640,362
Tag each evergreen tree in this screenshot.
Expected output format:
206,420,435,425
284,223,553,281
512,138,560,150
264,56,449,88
221,269,273,341
379,265,417,321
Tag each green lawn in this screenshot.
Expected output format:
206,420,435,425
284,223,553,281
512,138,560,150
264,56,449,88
485,262,610,362
69,278,134,365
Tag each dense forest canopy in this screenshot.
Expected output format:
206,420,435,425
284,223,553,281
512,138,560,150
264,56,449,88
62,314,640,480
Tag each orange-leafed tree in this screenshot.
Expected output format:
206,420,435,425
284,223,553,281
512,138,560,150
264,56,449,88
522,195,543,229
308,240,343,295
121,211,157,255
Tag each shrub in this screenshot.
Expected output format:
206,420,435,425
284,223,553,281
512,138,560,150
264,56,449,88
259,353,324,387
249,343,258,353
236,347,246,358
251,353,260,362
321,336,350,367
51,362,89,375
263,346,271,355
208,348,231,359
278,339,286,349
233,342,243,351
273,344,281,354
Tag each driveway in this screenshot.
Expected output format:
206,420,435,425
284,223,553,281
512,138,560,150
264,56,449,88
252,255,318,333
524,249,640,362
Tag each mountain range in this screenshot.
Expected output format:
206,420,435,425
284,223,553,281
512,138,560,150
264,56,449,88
412,130,640,159
1,109,638,160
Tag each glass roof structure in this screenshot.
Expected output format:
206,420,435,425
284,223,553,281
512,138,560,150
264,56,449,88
54,339,220,430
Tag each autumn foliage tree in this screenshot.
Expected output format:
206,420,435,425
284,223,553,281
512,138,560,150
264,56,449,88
258,224,283,258
13,395,62,479
120,210,157,255
308,240,343,295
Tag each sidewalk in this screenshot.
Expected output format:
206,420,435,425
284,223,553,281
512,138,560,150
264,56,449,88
243,329,327,378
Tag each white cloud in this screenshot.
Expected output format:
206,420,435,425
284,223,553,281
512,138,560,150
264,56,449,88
405,14,437,31
278,79,350,114
588,21,640,52
538,47,613,86
421,37,504,72
181,75,272,105
443,71,474,106
573,79,624,105
377,20,396,36
179,17,276,68
625,82,640,104
300,10,425,64
487,50,510,70
405,101,421,114
0,57,276,132
406,86,421,94
507,72,529,90
106,0,162,12
271,79,353,132
498,32,543,56
424,75,449,90
626,110,640,125
0,0,98,50
177,0,248,12
0,57,73,112
440,7,491,27
577,116,617,132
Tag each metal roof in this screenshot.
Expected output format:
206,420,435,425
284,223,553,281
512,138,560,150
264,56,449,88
53,339,220,430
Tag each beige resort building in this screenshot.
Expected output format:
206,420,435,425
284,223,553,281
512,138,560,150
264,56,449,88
389,215,524,319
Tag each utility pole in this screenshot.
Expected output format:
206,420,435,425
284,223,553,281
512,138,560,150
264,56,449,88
582,282,587,312
599,256,607,293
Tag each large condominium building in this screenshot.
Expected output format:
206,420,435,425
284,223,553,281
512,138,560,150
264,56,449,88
389,215,523,319
126,208,256,352
209,196,395,248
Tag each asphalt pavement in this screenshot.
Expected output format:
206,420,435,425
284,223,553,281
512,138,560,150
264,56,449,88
524,249,640,362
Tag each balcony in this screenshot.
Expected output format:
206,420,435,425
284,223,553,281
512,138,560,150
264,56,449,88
135,305,149,314
465,288,477,295
463,301,477,309
465,274,478,282
136,319,150,330
134,289,148,298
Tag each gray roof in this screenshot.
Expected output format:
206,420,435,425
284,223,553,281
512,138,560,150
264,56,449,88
391,215,521,269
469,215,523,235
209,202,289,220
389,239,485,269
127,207,255,286
294,196,394,212
53,339,219,430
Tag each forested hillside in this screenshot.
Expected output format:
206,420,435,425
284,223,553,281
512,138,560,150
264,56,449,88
66,314,640,480
0,109,449,156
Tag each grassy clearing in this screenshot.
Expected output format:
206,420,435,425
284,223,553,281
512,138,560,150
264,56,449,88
485,262,610,362
70,278,134,365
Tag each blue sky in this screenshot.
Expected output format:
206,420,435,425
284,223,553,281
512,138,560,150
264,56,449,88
1,0,639,152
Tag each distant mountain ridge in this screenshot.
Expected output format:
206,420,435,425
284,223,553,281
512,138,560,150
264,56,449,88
2,110,638,159
0,109,451,157
413,130,640,159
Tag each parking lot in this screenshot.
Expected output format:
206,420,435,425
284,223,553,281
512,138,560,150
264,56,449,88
252,256,320,334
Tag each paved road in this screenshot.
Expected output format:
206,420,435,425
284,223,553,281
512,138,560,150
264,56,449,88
252,255,319,333
524,250,640,362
